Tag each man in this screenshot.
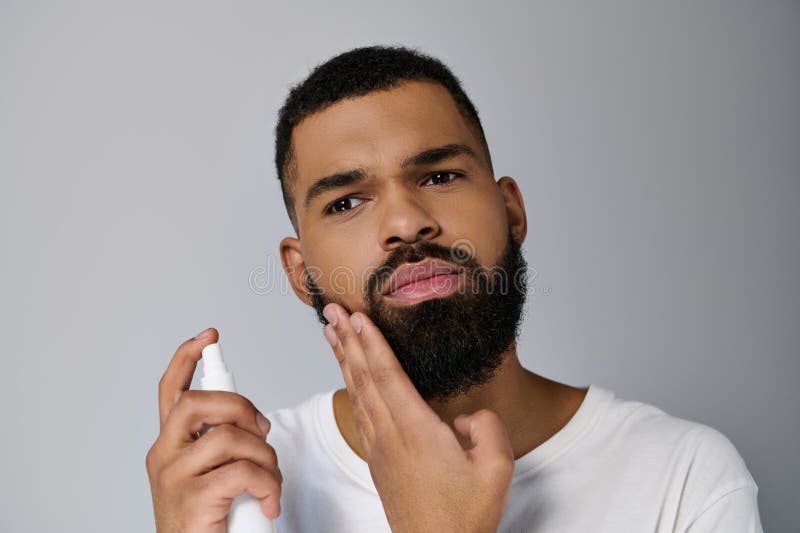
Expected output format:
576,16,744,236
146,45,762,532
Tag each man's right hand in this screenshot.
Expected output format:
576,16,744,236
145,328,282,533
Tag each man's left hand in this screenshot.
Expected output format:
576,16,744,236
322,303,514,533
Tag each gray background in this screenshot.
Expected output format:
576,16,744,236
1,1,797,531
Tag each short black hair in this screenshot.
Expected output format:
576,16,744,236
274,44,494,234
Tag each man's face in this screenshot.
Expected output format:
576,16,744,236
280,80,528,401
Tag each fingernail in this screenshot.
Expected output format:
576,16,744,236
350,314,362,334
323,306,338,326
256,412,270,435
323,325,339,348
194,328,212,340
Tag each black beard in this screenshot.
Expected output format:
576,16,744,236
307,230,529,402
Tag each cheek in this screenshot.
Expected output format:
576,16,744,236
305,239,375,299
450,190,509,265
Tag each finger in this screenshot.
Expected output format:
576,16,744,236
197,459,282,519
158,327,219,426
453,409,514,472
326,304,393,430
174,423,281,481
162,389,270,447
324,322,378,452
323,304,395,446
350,311,438,431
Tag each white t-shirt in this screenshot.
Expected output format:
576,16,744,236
265,385,762,532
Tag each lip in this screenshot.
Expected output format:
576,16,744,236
384,272,462,305
382,258,461,295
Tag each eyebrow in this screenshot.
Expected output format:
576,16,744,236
302,143,479,211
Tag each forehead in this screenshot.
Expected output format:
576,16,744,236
291,80,481,203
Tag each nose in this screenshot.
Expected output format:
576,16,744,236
378,188,441,250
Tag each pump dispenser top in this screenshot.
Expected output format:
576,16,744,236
200,343,236,392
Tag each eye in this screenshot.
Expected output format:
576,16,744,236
326,196,364,216
323,171,463,217
423,171,463,186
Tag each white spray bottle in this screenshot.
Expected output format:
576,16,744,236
201,342,278,533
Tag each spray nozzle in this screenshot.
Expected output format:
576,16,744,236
201,343,230,381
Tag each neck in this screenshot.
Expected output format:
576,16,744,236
332,342,588,461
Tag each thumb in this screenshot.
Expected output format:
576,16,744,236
453,409,514,470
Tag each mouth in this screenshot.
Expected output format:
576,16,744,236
382,258,462,304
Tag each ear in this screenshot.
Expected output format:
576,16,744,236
280,236,314,307
496,176,527,245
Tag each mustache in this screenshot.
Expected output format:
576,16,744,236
365,240,478,297
303,239,481,307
